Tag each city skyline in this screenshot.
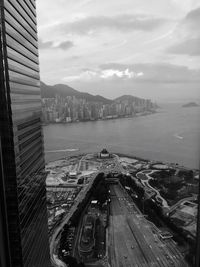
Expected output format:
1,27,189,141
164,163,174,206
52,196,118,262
42,93,156,123
37,0,200,102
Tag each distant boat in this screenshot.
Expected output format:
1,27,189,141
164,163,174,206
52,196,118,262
174,134,183,140
46,148,79,153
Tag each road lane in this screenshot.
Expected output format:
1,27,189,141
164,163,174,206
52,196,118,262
108,184,188,267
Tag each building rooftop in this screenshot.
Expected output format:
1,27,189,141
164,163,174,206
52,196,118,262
101,148,109,154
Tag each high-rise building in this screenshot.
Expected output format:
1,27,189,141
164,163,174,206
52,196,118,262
0,1,50,266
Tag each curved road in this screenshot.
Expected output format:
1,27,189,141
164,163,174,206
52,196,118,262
136,170,169,208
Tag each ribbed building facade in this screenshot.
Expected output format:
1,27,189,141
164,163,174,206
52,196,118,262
0,0,50,266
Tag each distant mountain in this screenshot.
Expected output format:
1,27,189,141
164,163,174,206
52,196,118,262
114,95,144,102
40,82,157,110
182,102,199,108
41,82,158,123
40,82,112,104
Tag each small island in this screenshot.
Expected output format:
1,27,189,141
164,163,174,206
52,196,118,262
182,102,199,108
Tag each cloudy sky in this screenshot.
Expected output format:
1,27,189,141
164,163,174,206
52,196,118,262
37,0,200,102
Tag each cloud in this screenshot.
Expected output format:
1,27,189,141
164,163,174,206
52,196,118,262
137,72,144,77
38,39,74,50
68,55,82,60
167,6,200,56
63,62,200,84
185,6,200,26
58,14,167,35
63,70,98,82
61,62,200,102
38,39,54,49
100,68,143,79
57,41,74,50
179,6,200,38
63,68,145,82
99,62,200,83
63,69,134,82
167,37,200,56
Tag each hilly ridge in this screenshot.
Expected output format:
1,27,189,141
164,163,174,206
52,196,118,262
115,94,147,102
40,82,112,104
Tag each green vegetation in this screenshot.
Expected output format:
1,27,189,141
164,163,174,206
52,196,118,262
93,178,108,206
62,256,86,267
94,218,106,258
149,170,195,205
119,171,196,266
119,174,145,199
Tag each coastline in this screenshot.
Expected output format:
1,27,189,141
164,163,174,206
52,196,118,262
45,152,198,172
42,110,157,126
115,153,198,170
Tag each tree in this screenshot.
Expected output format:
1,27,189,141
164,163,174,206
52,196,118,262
63,256,78,266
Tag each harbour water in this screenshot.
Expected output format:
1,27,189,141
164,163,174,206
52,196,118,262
43,104,200,169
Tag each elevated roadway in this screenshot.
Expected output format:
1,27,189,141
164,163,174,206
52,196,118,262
50,171,99,267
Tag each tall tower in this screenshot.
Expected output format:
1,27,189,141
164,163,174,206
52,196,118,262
0,0,50,266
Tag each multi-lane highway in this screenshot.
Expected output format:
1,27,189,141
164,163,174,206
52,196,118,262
108,184,188,267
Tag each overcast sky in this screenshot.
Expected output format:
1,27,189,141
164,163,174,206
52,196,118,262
37,0,200,102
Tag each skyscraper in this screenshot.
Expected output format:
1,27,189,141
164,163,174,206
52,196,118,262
0,0,50,266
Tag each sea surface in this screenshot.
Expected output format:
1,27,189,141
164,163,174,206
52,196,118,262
43,104,200,169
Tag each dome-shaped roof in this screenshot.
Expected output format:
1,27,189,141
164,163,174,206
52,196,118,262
101,148,109,154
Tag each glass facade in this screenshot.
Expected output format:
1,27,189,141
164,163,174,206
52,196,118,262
0,0,50,266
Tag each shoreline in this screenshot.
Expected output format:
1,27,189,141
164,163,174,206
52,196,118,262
115,153,198,170
42,110,157,126
45,152,198,172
